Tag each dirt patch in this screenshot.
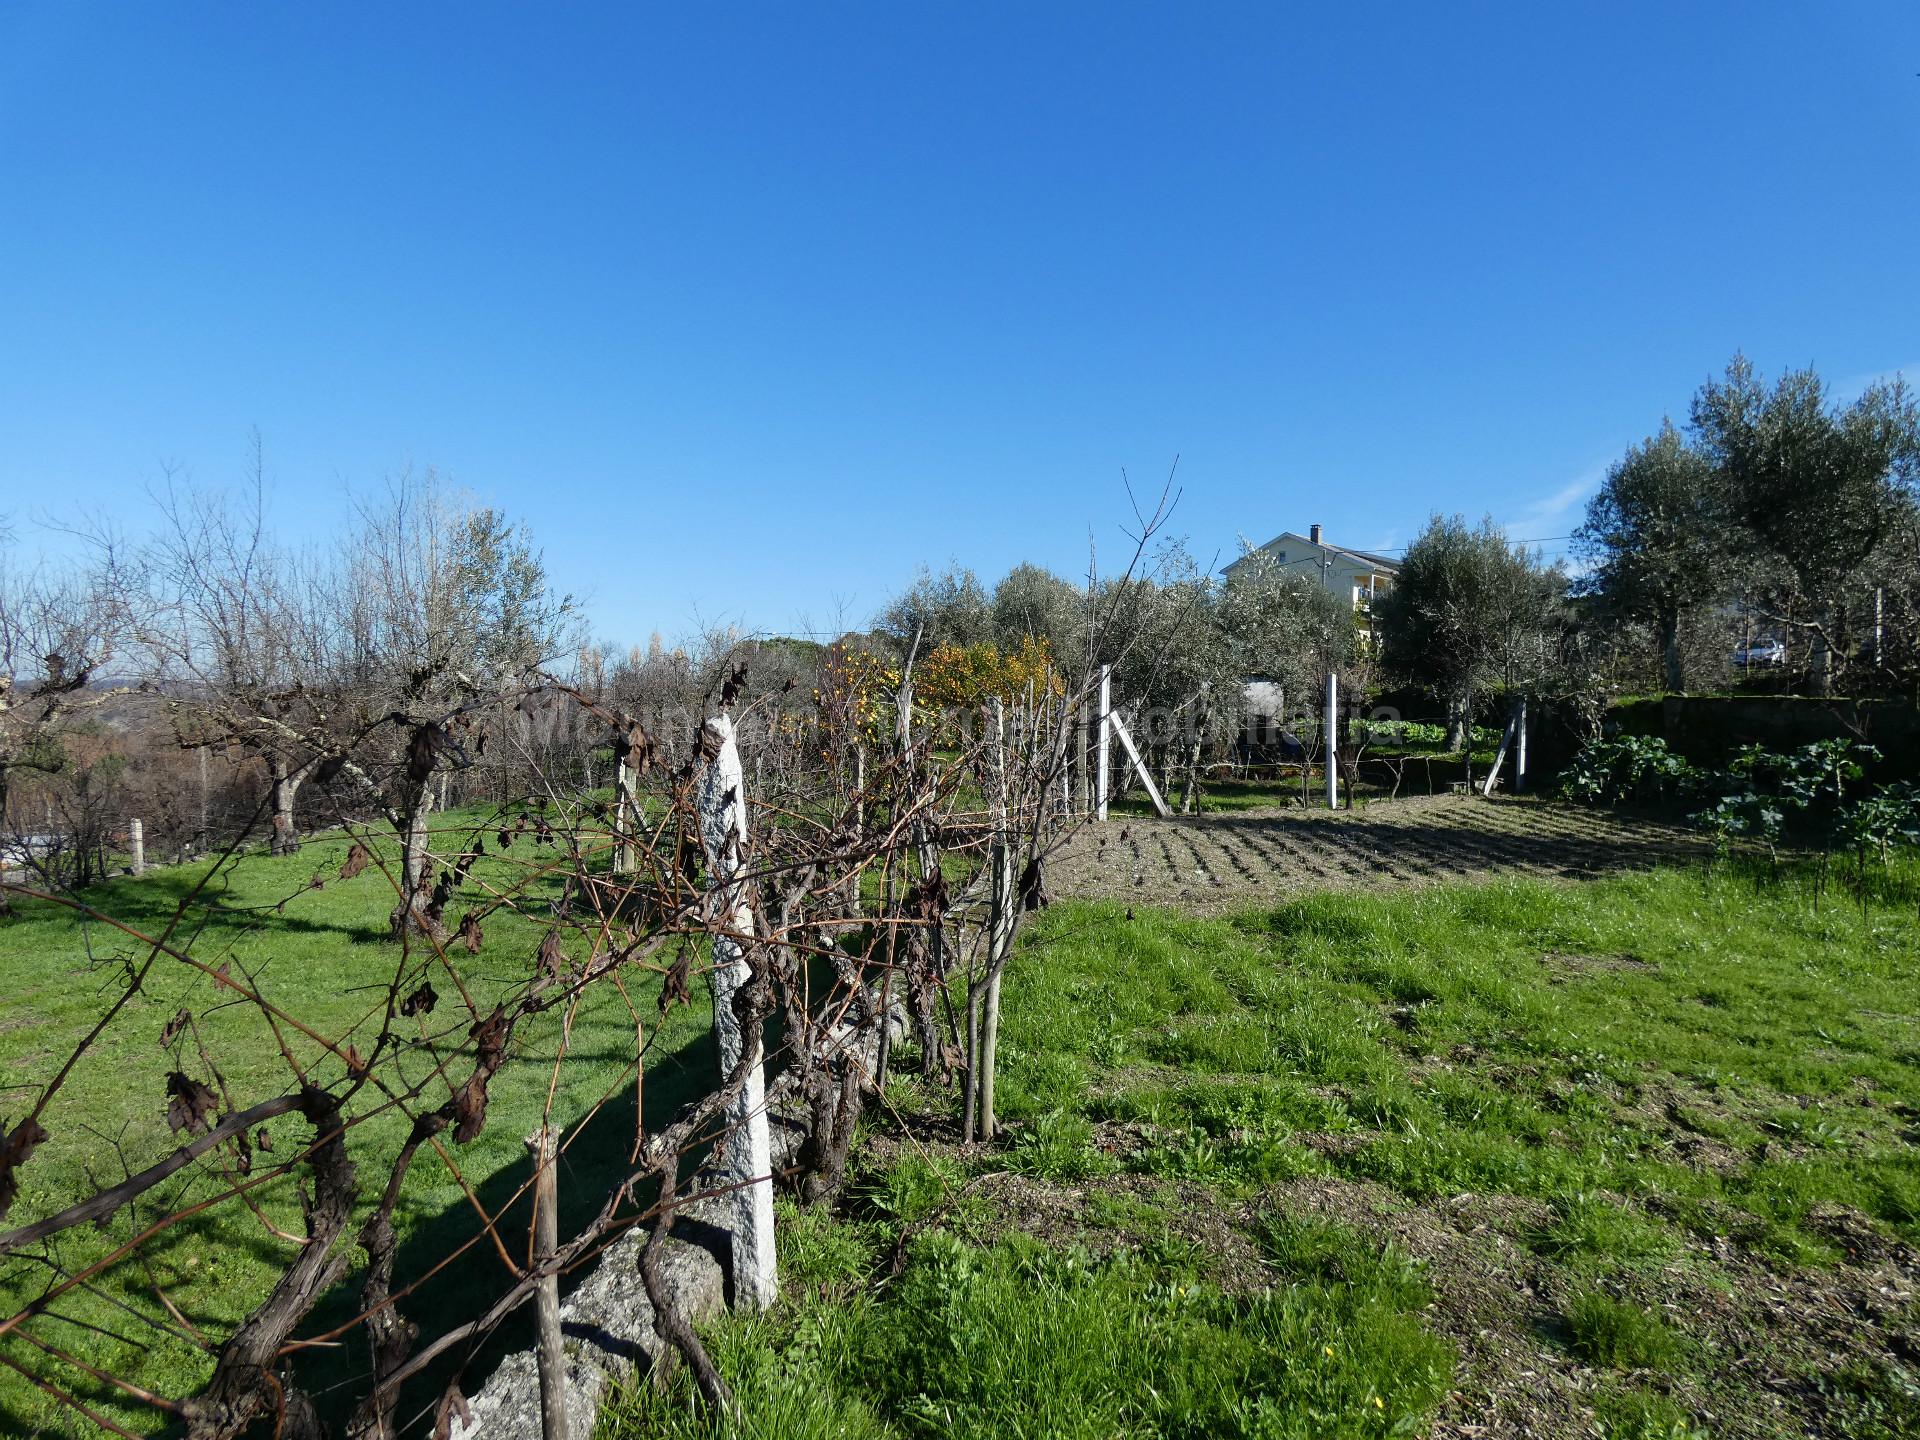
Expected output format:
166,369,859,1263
1254,1173,1920,1440
1542,950,1657,978
852,1115,1919,1437
966,1169,1274,1293
1257,1176,1604,1438
1047,796,1702,912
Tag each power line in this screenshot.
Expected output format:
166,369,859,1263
1350,534,1576,555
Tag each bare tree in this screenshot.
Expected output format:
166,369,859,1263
143,444,348,855
339,470,579,938
0,524,132,905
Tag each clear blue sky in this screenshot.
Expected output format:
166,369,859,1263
4,3,1917,644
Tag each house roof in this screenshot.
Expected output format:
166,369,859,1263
1225,531,1400,575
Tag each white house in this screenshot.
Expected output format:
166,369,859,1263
1223,523,1399,638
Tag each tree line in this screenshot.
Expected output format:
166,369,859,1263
1576,353,1920,695
5,351,1916,901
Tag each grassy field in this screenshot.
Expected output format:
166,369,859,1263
604,858,1920,1439
0,811,709,1438
8,805,1920,1438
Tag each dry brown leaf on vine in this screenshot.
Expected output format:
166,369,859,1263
660,945,693,1013
432,1381,471,1440
536,930,567,988
159,1007,192,1049
470,1006,508,1069
0,1117,48,1220
164,1072,219,1136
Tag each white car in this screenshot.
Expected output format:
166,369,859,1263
1733,639,1786,668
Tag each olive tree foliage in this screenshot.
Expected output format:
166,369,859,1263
1377,515,1565,749
990,562,1087,664
1689,355,1920,692
1214,545,1369,798
1089,540,1368,802
1574,420,1727,693
877,563,993,655
1097,546,1223,708
143,450,348,855
876,542,1376,802
1218,544,1357,703
1871,503,1920,691
1090,547,1229,798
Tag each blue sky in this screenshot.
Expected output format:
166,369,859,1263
3,3,1917,644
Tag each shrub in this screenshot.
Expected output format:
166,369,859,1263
1560,735,1700,806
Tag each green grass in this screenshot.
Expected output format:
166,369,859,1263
598,856,1917,1438
12,812,1920,1437
1526,1192,1677,1271
0,808,709,1437
988,864,1920,1266
1561,1286,1689,1370
602,1201,1450,1440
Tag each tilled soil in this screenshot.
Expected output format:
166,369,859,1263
1048,795,1703,910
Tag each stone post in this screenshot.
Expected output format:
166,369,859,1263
694,714,777,1310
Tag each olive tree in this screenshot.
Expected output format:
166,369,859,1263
1377,515,1563,749
1219,545,1355,707
1575,420,1728,693
877,563,992,657
1690,355,1920,693
990,562,1085,665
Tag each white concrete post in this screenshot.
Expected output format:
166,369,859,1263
1095,664,1112,822
129,819,145,876
694,714,777,1310
1108,712,1173,819
613,730,637,875
1324,674,1339,810
1514,696,1529,794
1482,698,1523,797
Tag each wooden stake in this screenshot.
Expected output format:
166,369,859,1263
1514,696,1529,794
525,1125,570,1440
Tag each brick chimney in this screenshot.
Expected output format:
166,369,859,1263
1309,523,1323,545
